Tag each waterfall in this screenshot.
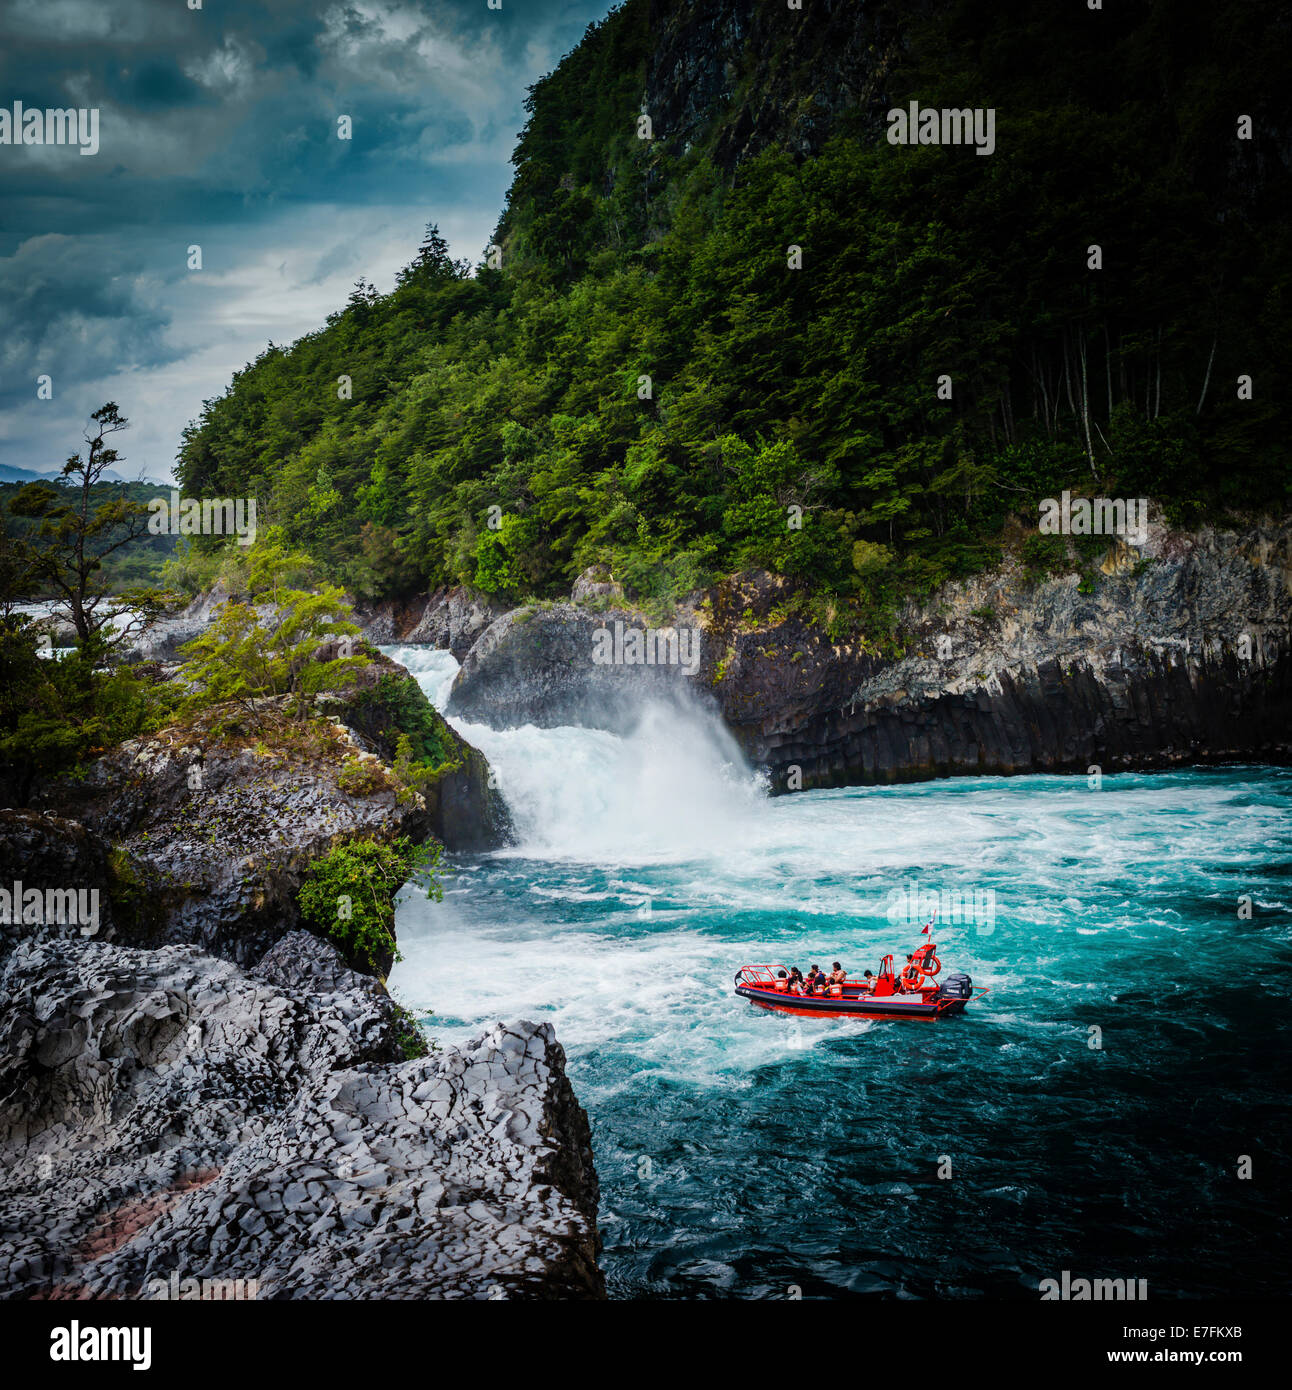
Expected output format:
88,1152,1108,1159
383,644,767,864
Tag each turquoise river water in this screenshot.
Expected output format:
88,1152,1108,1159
386,646,1291,1300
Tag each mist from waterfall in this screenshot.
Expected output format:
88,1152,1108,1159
384,644,767,865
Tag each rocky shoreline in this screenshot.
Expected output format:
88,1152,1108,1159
405,517,1292,791
0,931,600,1299
0,648,604,1301
6,514,1286,1303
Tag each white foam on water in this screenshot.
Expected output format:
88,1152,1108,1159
384,643,768,867
383,642,859,1079
383,644,1292,1083
391,881,840,1085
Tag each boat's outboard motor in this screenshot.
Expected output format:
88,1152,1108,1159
937,972,973,1001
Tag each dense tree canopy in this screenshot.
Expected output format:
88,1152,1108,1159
177,0,1290,625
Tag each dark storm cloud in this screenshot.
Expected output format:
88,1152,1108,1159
118,60,206,110
0,0,613,476
0,234,176,379
1,0,608,218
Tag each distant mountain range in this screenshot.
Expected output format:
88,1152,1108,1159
0,463,142,484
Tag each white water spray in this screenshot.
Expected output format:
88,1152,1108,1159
383,644,768,865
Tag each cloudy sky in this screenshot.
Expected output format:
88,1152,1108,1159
0,0,613,482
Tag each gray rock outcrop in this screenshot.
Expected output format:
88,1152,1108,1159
122,581,232,663
446,518,1292,789
570,565,625,604
719,520,1292,788
0,933,602,1300
449,603,704,732
27,650,511,970
0,810,117,958
356,586,507,660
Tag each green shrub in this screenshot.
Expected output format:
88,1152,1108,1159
389,1002,432,1060
0,620,164,803
179,529,362,723
336,755,390,797
1019,533,1069,584
361,673,455,772
159,538,235,598
296,835,442,973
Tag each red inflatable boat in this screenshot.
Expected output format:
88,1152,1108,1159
733,945,986,1021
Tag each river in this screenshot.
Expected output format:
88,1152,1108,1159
385,644,1292,1299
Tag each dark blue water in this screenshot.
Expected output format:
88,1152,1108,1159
388,648,1292,1299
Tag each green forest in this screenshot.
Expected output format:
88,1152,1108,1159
0,480,177,593
176,0,1290,631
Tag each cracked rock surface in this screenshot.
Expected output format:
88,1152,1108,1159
0,932,602,1300
446,519,1292,790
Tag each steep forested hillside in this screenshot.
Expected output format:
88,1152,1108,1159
178,0,1291,626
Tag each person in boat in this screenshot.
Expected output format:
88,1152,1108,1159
898,955,920,992
787,966,806,995
828,962,847,985
860,970,875,993
806,965,826,994
773,969,789,993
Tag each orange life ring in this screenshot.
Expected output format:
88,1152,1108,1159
914,946,942,977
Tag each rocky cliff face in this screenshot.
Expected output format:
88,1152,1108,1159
0,636,600,1289
718,519,1292,788
0,811,116,953
447,518,1292,789
0,642,601,1300
26,707,425,970
645,0,910,168
356,586,508,660
335,647,514,852
28,650,510,969
0,932,601,1300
